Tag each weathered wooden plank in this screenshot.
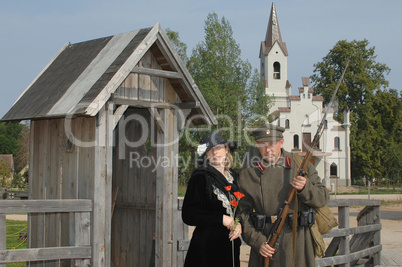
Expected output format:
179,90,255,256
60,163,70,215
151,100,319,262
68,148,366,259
0,214,5,267
93,106,107,267
131,67,182,80
114,202,156,211
150,55,160,101
0,200,92,213
112,105,129,130
322,224,381,238
74,212,91,266
0,246,91,263
316,245,382,266
110,96,171,109
148,107,165,134
338,206,350,267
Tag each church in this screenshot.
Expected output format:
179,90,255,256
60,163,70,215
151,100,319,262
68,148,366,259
260,2,351,187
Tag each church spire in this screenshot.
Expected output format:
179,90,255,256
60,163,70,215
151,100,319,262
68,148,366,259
264,2,288,56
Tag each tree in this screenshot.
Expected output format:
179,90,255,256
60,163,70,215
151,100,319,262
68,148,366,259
310,39,400,181
173,13,272,185
0,122,24,155
166,28,189,65
15,121,30,173
0,160,11,187
187,13,271,163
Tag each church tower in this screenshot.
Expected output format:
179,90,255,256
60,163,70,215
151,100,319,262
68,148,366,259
260,2,291,111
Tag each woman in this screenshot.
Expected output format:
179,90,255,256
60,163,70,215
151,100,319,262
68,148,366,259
182,132,242,267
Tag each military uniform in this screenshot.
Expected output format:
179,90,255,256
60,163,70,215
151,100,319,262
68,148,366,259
238,125,329,267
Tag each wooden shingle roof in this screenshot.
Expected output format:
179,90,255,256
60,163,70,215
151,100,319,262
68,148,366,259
2,23,216,125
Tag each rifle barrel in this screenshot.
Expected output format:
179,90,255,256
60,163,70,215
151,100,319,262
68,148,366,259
262,60,349,267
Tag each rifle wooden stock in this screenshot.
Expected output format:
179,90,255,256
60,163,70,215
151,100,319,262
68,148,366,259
262,60,349,267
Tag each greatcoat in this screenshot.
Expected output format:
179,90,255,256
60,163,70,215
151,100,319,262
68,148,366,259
238,150,329,267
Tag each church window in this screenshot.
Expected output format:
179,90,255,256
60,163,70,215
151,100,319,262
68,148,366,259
273,62,280,79
308,93,311,99
293,135,299,149
334,137,341,150
330,163,338,177
285,119,290,128
304,114,310,125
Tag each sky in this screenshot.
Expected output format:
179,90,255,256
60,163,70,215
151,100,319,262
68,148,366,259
1,0,401,119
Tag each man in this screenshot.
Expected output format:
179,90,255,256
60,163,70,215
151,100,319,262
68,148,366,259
238,124,329,266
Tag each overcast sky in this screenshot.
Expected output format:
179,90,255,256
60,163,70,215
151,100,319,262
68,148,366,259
1,0,401,119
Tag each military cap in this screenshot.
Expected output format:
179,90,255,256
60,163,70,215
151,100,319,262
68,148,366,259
251,124,285,142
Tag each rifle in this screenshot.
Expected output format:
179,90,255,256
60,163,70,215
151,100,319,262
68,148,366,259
263,60,349,267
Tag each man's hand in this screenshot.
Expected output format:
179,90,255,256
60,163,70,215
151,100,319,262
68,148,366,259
291,175,307,191
259,242,275,258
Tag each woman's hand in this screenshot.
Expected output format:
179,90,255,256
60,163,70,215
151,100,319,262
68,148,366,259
259,242,275,258
223,215,235,229
229,223,242,241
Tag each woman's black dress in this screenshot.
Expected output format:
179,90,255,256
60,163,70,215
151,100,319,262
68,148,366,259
182,165,241,267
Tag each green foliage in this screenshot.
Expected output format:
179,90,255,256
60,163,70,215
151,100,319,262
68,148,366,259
310,39,401,181
166,28,189,65
6,219,27,266
0,122,24,155
0,160,11,187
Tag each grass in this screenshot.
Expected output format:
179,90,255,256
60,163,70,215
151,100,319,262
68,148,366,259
6,220,27,267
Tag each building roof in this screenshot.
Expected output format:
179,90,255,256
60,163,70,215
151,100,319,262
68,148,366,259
302,77,310,86
2,23,216,126
261,2,288,56
278,107,291,112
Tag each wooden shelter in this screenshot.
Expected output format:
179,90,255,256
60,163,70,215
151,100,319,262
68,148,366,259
1,23,216,266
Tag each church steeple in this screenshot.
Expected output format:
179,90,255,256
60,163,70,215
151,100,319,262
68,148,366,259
260,2,290,112
263,2,288,56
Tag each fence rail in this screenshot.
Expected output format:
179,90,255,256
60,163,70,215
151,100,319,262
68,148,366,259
0,199,92,266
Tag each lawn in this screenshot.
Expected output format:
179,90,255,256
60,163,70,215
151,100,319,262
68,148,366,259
6,219,27,267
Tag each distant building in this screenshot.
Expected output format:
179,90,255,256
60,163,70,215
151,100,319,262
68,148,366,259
0,154,15,184
260,3,351,186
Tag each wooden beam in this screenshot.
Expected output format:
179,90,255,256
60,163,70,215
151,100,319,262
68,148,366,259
175,101,200,109
131,67,182,80
111,96,171,109
111,95,200,113
112,105,128,130
148,107,165,134
0,199,92,213
0,246,91,263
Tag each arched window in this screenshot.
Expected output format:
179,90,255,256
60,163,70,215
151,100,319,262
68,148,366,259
293,135,299,149
330,163,338,177
334,137,340,150
285,119,290,128
304,114,310,125
324,120,328,129
273,62,280,79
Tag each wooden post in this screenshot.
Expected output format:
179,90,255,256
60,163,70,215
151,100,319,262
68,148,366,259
0,214,6,267
372,205,381,265
338,206,350,267
93,106,107,266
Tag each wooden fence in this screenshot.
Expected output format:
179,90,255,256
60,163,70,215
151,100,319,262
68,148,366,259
316,199,382,267
0,199,92,266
